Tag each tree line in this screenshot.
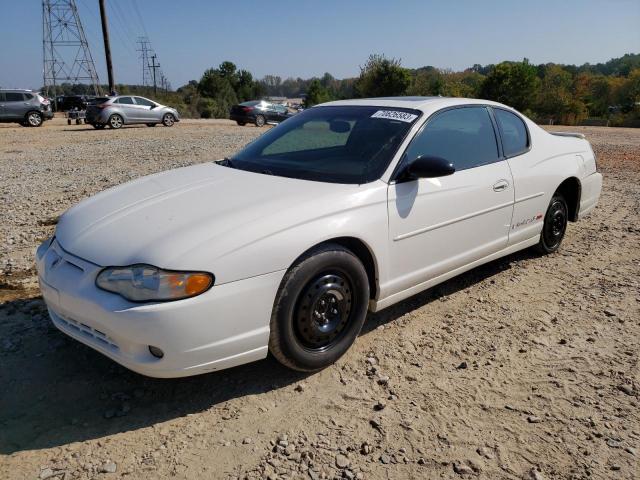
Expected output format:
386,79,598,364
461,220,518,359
41,53,640,126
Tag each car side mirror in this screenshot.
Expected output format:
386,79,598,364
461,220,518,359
400,155,455,181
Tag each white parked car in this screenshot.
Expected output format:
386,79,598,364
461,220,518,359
36,97,602,378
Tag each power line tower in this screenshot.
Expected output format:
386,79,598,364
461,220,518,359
42,0,102,98
137,36,153,87
137,36,171,93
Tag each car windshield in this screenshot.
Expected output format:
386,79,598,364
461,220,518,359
229,105,421,184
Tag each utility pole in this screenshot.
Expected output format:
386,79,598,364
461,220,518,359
98,0,115,95
150,54,160,95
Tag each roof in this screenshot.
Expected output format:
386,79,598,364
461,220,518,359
320,96,509,113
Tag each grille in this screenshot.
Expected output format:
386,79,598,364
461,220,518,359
51,309,120,352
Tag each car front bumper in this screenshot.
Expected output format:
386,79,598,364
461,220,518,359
36,238,284,378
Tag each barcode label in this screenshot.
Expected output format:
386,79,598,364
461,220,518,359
371,110,418,123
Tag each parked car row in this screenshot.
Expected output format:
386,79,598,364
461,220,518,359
2,89,296,130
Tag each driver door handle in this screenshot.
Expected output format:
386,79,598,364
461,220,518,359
493,180,509,192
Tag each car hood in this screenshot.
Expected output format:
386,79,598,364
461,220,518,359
55,163,368,279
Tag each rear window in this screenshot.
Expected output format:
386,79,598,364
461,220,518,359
90,97,110,105
240,101,260,107
24,93,34,100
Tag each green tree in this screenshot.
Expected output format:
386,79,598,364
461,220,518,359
304,79,333,107
479,59,539,111
354,54,410,97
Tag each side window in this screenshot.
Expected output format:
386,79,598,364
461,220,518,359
405,107,499,171
115,97,134,105
5,92,24,102
0,92,5,101
24,93,34,100
494,109,529,157
134,97,155,107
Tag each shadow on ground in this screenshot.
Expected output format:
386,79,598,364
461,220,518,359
0,249,535,454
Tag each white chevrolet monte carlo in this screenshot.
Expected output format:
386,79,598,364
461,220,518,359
36,97,603,377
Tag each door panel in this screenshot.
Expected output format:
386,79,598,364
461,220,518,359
386,105,514,297
388,161,514,295
3,92,27,119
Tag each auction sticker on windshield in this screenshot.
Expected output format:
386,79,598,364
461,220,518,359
371,110,418,122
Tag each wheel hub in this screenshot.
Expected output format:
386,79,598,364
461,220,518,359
295,273,352,350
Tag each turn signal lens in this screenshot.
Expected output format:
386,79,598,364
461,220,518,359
186,274,212,296
96,264,214,302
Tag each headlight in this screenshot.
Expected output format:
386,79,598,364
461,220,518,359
96,264,213,302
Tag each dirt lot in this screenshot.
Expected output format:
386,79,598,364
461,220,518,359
0,120,638,480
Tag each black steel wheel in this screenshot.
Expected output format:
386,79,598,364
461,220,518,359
294,272,354,351
269,244,369,372
535,194,568,254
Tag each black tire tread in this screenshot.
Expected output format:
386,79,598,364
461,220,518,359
269,243,368,372
534,193,568,254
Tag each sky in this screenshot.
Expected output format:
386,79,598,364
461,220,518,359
1,0,639,90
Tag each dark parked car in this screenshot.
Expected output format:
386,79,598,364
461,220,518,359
55,95,95,112
230,100,292,127
0,89,53,127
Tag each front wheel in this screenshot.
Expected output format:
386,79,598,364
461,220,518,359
146,123,157,127
26,111,43,127
254,114,266,127
269,244,370,372
162,113,175,127
535,194,568,254
108,114,123,129
236,121,246,126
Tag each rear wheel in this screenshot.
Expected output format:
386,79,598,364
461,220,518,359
93,123,105,130
269,244,370,372
535,194,568,254
108,114,123,129
162,113,175,127
255,114,266,127
26,111,43,127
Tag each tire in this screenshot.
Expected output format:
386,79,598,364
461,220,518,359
535,194,568,254
269,243,370,372
254,114,266,127
108,114,123,129
236,121,246,126
162,113,175,127
93,123,105,130
67,119,72,125
26,111,43,127
146,123,157,127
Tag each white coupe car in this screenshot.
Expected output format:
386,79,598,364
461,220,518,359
36,97,602,378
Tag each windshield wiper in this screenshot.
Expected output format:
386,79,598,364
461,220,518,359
217,157,235,168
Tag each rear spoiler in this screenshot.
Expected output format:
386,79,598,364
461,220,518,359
550,132,586,139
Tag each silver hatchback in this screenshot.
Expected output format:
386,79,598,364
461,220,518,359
86,95,180,129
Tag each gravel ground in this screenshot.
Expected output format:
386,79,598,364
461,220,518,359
0,120,638,480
